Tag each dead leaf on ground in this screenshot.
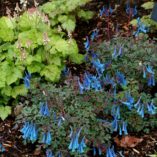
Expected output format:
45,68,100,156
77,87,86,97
114,136,143,148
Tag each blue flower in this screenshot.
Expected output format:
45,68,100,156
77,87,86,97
98,147,102,155
122,121,128,135
106,146,116,157
23,71,31,89
0,143,5,152
90,28,99,41
83,72,91,90
147,100,156,115
112,117,118,132
116,71,127,86
40,102,50,117
57,116,65,127
104,74,115,87
42,131,52,145
92,59,105,76
46,149,54,157
137,104,144,118
57,151,62,157
111,106,120,119
93,147,96,156
133,17,148,37
126,5,137,17
68,128,83,153
21,122,38,143
78,78,84,94
99,6,106,17
84,36,90,51
78,137,86,154
121,91,134,110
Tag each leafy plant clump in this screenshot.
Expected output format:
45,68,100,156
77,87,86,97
16,81,112,156
0,0,93,119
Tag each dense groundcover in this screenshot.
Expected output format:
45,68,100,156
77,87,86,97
0,0,157,157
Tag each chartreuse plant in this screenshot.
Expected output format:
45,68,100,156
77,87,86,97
16,82,111,156
0,0,93,120
40,0,94,32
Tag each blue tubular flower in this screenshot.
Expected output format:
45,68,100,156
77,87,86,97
78,137,86,154
106,146,116,157
112,117,118,132
44,131,52,145
30,124,38,143
0,143,5,152
57,151,62,157
121,91,134,110
143,66,146,78
137,104,144,118
122,121,128,135
148,75,155,86
92,59,105,76
112,46,117,59
111,106,120,119
119,125,122,136
147,101,156,115
84,36,90,51
116,71,127,86
83,72,91,90
104,74,115,87
57,116,65,127
133,17,148,37
23,71,31,89
40,102,50,117
134,96,142,108
93,147,96,156
99,6,105,17
78,78,84,94
21,122,38,143
90,76,102,91
90,28,99,41
98,147,102,156
46,149,54,157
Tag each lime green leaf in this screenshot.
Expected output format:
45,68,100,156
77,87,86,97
61,18,76,32
0,106,11,120
1,86,12,96
69,53,84,64
27,62,43,73
77,10,94,20
40,65,61,82
11,85,28,98
0,17,14,42
141,2,154,10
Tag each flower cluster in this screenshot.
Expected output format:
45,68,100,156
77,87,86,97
23,71,31,89
112,117,128,136
133,17,148,37
106,146,116,157
143,65,155,86
126,4,137,17
42,131,52,145
68,127,86,153
112,45,123,59
90,28,99,41
20,122,38,143
46,149,54,157
40,102,50,117
115,71,127,86
99,6,113,17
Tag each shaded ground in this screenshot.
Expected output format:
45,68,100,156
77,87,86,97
0,0,157,156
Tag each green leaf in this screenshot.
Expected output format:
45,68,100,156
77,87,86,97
77,10,94,20
141,2,154,10
61,18,76,32
69,53,84,64
27,62,43,73
11,85,28,98
1,86,12,96
0,17,15,42
0,106,11,120
40,65,61,82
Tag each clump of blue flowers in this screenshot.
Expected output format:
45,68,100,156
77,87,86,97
68,127,86,154
40,102,50,117
20,122,38,143
23,71,31,89
106,146,116,157
42,131,52,145
143,65,155,86
46,149,54,157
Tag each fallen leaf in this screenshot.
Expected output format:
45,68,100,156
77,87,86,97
114,136,143,148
